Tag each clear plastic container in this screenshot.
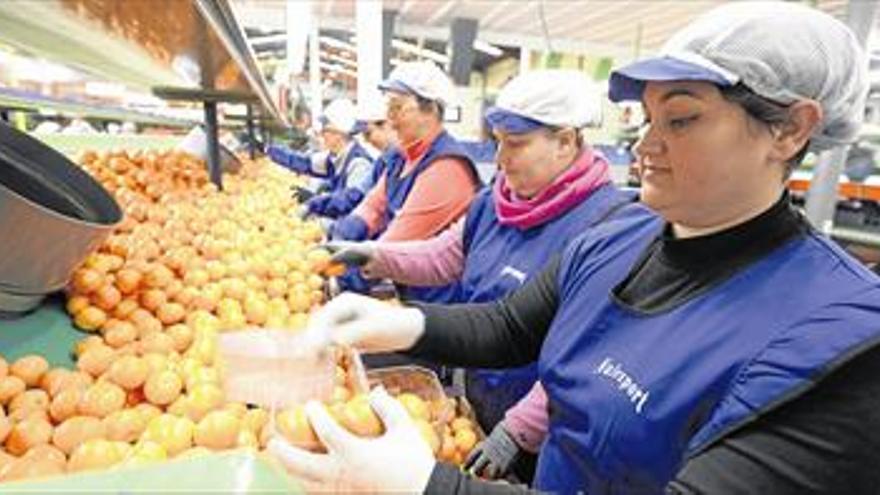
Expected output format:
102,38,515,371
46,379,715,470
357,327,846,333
217,329,366,409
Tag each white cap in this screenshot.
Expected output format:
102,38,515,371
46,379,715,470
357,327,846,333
486,70,602,133
378,60,455,107
356,93,388,123
609,2,868,152
318,98,358,135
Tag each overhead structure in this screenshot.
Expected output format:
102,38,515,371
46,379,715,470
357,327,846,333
0,0,288,188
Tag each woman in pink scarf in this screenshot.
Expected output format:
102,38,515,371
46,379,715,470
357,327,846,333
325,70,635,482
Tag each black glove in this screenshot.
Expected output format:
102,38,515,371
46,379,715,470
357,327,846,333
463,422,522,480
321,241,375,267
291,185,315,203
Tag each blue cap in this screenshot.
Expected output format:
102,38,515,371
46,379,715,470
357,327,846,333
608,55,738,102
377,79,417,97
484,107,547,134
351,120,368,135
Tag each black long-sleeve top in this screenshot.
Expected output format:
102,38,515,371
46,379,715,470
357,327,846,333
413,196,880,494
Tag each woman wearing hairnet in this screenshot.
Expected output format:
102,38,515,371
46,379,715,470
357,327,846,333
269,3,880,494
268,98,375,219
331,61,482,301
324,69,636,481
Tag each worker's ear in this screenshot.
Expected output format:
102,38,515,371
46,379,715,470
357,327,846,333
768,100,821,165
554,128,579,159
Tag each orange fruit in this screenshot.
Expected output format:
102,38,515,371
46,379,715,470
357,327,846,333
139,289,167,312
115,269,142,294
74,306,108,332
77,345,115,377
38,368,70,396
140,414,194,456
144,264,174,289
131,312,163,339
103,408,146,443
10,355,49,387
243,297,268,326
240,408,269,434
74,336,104,359
8,389,49,422
185,383,224,421
276,406,321,451
107,355,148,390
49,388,83,424
51,415,106,455
78,382,125,418
183,268,210,288
72,268,103,294
66,295,90,316
0,376,26,405
103,320,138,348
112,298,139,320
194,410,240,450
139,332,176,355
5,416,52,456
144,370,182,406
93,284,122,312
453,427,477,454
156,302,186,325
1,456,64,482
68,439,124,472
338,395,383,437
396,393,430,422
166,324,194,353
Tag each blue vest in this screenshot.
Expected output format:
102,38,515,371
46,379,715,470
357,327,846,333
324,141,372,194
368,148,394,191
460,183,637,430
536,207,880,494
381,131,480,303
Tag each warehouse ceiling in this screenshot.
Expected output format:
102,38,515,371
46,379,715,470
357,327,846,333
233,0,864,60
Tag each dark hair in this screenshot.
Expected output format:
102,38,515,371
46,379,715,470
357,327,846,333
720,83,810,175
415,95,444,121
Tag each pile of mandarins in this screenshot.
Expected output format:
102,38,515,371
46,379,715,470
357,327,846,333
0,150,478,483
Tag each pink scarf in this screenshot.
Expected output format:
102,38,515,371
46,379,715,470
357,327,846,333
494,147,611,230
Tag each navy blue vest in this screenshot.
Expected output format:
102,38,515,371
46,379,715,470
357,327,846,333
460,183,636,430
324,141,372,195
535,206,880,493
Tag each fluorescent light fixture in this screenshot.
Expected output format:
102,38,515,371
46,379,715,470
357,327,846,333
391,39,449,64
319,62,356,78
319,35,356,52
324,53,357,69
473,39,503,57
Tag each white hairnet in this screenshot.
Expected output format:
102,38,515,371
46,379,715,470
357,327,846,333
611,2,868,152
378,60,455,107
319,98,358,135
492,69,602,129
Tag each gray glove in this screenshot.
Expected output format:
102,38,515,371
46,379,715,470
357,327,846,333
463,422,522,480
322,241,376,267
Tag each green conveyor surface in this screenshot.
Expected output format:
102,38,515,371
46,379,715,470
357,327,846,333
0,293,82,367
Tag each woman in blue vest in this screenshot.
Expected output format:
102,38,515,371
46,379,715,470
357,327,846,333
331,61,481,301
326,70,634,451
267,98,375,219
268,4,880,495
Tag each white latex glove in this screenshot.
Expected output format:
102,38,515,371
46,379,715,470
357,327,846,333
306,292,425,354
267,386,436,494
